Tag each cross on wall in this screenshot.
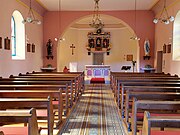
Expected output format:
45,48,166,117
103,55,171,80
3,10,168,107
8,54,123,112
70,44,75,55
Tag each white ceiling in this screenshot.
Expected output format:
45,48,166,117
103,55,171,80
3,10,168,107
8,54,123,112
38,0,159,11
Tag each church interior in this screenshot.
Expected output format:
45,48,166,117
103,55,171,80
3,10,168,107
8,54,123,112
0,0,180,135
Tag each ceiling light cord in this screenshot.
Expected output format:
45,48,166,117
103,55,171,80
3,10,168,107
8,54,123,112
89,0,104,29
22,0,41,25
55,0,65,42
130,0,140,41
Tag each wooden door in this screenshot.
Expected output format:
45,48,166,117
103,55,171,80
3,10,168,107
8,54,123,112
93,53,104,65
157,51,163,73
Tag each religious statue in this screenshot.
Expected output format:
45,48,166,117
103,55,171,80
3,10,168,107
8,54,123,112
89,38,94,48
96,37,101,47
46,39,53,56
103,38,109,48
144,39,150,56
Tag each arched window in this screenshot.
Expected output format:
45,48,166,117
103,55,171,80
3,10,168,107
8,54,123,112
11,16,16,56
11,10,25,60
173,10,180,61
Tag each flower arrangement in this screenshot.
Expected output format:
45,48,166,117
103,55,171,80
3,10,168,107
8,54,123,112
145,64,152,68
47,64,52,68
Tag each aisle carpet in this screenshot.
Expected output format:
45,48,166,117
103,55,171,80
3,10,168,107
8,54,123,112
59,85,126,135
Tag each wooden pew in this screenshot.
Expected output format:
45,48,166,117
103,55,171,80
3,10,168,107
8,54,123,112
111,76,180,100
0,90,63,124
117,81,180,113
124,91,180,131
131,98,180,135
113,77,180,100
110,72,179,93
0,96,53,135
25,72,85,95
25,71,85,94
141,111,180,135
110,71,178,88
0,80,76,107
0,108,39,135
0,84,69,115
5,76,83,102
119,86,180,115
30,71,83,74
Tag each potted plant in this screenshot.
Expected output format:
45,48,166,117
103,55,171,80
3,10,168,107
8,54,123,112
47,64,52,68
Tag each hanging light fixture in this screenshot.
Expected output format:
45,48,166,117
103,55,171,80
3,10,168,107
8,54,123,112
55,0,65,42
153,0,174,24
130,0,140,41
89,0,104,29
22,0,41,25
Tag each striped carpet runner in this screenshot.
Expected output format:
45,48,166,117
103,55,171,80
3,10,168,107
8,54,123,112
59,85,126,135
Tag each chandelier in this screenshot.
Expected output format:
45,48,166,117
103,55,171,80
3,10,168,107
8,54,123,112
89,0,104,29
22,0,41,25
130,0,140,41
153,0,174,24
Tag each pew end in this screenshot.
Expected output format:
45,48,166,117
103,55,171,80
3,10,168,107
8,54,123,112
141,111,180,135
0,108,39,135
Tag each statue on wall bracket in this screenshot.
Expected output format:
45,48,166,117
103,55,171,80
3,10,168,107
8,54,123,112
46,39,53,59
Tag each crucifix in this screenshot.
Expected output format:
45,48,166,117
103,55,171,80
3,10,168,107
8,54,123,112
70,44,75,55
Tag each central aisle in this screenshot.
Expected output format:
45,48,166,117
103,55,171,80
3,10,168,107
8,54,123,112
59,85,126,135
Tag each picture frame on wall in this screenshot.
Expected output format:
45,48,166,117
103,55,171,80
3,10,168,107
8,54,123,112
0,37,2,49
27,43,31,52
167,44,171,53
4,37,10,50
32,43,35,53
163,44,166,53
127,54,133,61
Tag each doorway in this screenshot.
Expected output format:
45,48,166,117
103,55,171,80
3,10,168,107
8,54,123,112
93,53,104,65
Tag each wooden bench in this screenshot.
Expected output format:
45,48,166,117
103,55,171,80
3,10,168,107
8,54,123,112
0,90,63,124
0,96,53,135
25,72,85,95
4,76,83,103
0,108,39,135
141,111,180,135
111,73,179,94
0,84,70,116
131,98,180,135
0,80,76,107
116,82,180,116
124,91,180,131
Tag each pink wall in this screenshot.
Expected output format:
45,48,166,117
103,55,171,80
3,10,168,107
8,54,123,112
0,0,43,77
152,0,180,76
43,10,155,70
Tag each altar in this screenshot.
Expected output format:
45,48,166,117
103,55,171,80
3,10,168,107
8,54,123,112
85,65,111,84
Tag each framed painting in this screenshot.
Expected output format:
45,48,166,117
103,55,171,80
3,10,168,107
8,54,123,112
32,43,35,53
127,54,133,61
167,44,171,53
4,37,10,50
27,43,31,52
163,44,166,53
